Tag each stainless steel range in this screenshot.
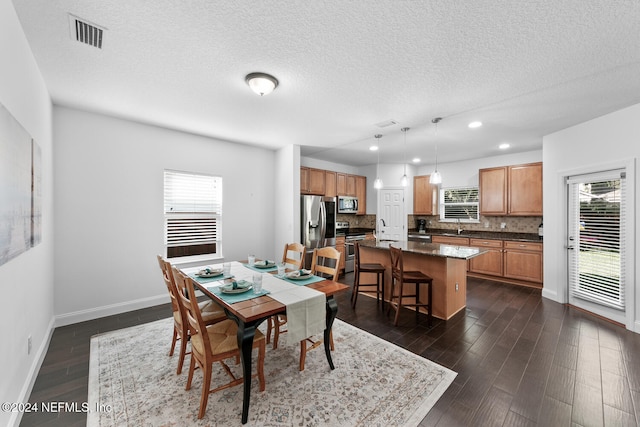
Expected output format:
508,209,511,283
336,222,366,273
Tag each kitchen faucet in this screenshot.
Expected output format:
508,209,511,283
456,219,464,235
379,218,386,227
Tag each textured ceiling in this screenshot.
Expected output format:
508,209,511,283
11,0,640,166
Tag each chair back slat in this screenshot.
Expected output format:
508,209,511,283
282,242,305,270
389,245,404,280
171,266,211,355
310,247,341,281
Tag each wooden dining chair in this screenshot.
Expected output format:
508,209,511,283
298,246,341,371
388,245,433,327
157,255,227,374
351,242,386,309
267,243,306,349
172,266,266,419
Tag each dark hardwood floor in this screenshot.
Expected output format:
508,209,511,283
20,275,640,426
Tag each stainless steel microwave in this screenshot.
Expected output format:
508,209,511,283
337,196,358,213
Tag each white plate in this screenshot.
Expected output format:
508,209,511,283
286,270,313,280
220,281,252,294
196,269,223,278
254,261,276,269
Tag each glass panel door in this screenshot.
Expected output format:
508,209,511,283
567,169,626,323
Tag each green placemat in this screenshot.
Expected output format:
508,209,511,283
243,262,278,273
281,274,326,286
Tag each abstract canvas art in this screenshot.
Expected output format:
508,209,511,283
0,102,40,266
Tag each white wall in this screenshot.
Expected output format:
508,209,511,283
543,103,639,331
274,144,300,257
0,2,54,426
53,106,277,324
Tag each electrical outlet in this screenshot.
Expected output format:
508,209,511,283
500,222,507,229
484,221,490,228
28,335,32,355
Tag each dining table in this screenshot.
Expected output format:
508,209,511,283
181,260,349,424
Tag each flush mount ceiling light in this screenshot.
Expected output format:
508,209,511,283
245,72,278,96
468,121,483,129
369,145,379,151
499,143,511,150
373,134,383,190
401,127,410,187
413,157,421,163
429,118,443,185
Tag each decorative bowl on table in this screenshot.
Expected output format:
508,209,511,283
286,269,313,280
254,260,276,269
220,280,252,294
196,267,224,278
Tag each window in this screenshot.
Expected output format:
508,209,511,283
164,170,222,259
439,187,479,222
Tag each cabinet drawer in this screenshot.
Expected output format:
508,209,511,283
504,241,542,251
469,238,503,249
432,236,469,245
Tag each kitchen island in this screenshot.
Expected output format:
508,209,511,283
358,240,485,320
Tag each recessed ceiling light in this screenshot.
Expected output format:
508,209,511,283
369,145,379,151
499,143,510,150
468,121,483,129
412,158,421,163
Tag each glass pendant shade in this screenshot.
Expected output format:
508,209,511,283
429,170,442,184
374,134,383,190
401,174,408,187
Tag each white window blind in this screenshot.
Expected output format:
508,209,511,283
568,170,625,310
164,170,222,258
440,187,479,222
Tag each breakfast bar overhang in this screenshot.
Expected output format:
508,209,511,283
358,240,486,320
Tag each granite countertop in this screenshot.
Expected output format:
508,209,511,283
409,229,542,243
359,239,485,260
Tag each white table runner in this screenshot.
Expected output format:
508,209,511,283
187,262,326,344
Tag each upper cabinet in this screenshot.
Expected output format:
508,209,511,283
337,173,356,196
355,175,366,214
413,175,439,215
325,171,337,198
300,167,367,214
300,167,326,195
479,162,542,216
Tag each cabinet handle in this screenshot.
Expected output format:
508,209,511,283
519,244,526,248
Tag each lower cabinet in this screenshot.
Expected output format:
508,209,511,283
432,234,543,286
503,241,543,283
468,239,503,276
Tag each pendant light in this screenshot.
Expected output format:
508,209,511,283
400,127,409,186
373,134,383,189
429,118,442,185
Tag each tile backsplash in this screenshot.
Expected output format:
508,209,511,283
409,214,542,234
338,214,542,234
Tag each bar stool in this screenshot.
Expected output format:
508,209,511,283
351,242,386,309
388,245,433,327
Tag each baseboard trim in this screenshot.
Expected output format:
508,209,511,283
10,316,55,427
54,294,168,327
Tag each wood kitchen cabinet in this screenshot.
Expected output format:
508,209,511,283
468,238,503,276
431,235,469,246
503,240,543,283
355,175,366,214
479,162,542,216
337,173,356,196
508,163,543,215
300,167,326,195
413,175,438,214
325,171,337,198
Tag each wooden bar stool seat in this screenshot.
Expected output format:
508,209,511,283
387,245,433,327
351,242,386,309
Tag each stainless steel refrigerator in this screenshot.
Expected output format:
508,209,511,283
300,195,336,269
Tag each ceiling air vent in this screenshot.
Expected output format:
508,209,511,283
68,14,106,49
375,119,398,128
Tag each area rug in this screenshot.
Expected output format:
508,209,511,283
88,318,456,426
